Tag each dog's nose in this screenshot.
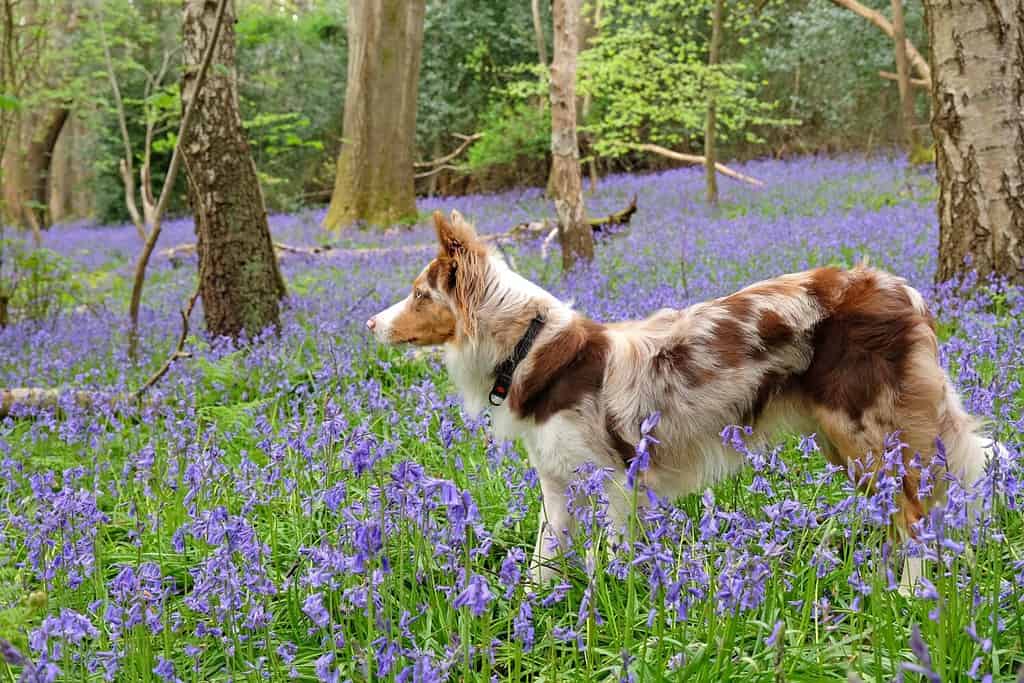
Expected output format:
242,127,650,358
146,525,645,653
366,317,376,330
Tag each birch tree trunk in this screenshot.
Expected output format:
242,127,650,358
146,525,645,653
182,0,286,338
550,0,593,270
704,0,723,205
322,0,426,230
924,0,1024,284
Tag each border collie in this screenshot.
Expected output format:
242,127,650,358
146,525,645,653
367,210,991,591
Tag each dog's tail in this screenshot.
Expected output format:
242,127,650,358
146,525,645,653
938,380,1000,495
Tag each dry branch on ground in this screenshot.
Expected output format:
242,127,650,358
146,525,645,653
635,144,764,186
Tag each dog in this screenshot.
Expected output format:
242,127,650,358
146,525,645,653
367,210,992,591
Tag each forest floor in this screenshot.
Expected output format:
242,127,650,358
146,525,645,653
2,154,1023,682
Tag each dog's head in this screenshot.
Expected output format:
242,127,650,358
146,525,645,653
367,210,487,346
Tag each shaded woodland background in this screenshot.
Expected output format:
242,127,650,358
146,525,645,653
3,0,929,228
2,0,1022,341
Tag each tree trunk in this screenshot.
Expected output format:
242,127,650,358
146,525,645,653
2,107,68,234
322,0,426,230
550,0,593,271
48,115,74,223
891,0,916,150
580,0,600,194
925,0,1024,285
532,0,548,68
182,0,286,339
705,0,723,205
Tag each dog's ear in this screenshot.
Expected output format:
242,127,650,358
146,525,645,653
433,209,479,257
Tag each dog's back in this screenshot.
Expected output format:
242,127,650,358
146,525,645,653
601,266,989,516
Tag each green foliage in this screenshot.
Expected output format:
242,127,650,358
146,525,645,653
580,0,794,158
243,112,324,198
752,0,929,149
235,3,347,210
0,235,84,324
467,102,551,173
417,0,543,156
88,0,183,224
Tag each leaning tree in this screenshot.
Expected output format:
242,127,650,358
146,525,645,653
924,0,1024,285
182,0,286,338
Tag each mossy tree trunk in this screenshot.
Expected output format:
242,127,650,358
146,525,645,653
182,0,286,339
322,0,426,230
925,0,1024,285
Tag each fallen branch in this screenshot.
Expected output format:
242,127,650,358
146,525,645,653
414,164,462,180
634,144,764,187
161,241,336,261
828,0,931,85
414,133,481,169
879,70,929,90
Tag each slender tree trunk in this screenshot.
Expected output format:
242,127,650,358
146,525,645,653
532,0,548,68
925,0,1024,285
182,0,286,338
580,0,600,194
704,0,723,205
322,0,426,230
891,0,916,150
550,0,593,270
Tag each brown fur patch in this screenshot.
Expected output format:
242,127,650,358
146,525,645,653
508,319,609,423
804,267,849,313
710,317,750,367
430,212,488,340
755,310,795,358
387,292,457,345
653,341,713,388
800,272,922,423
720,294,756,321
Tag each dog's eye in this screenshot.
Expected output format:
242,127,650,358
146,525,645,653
414,289,428,301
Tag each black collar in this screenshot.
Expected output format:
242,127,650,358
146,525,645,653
489,314,546,406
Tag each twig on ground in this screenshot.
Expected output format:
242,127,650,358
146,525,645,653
133,283,202,401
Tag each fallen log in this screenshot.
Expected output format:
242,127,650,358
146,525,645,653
0,388,120,418
634,144,764,187
508,195,639,237
590,194,638,230
160,196,641,262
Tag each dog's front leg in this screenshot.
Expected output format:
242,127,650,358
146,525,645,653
531,474,573,585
